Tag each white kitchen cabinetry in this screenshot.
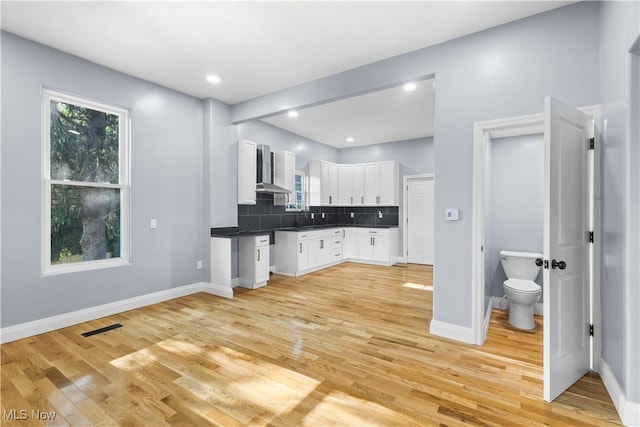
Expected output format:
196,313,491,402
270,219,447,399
309,160,339,206
311,160,397,207
238,235,270,289
364,161,399,206
274,150,295,205
356,228,397,264
344,228,359,259
237,139,257,205
275,227,397,275
338,164,366,206
275,228,344,276
352,164,365,206
338,164,353,206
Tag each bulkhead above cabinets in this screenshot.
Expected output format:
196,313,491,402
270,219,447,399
308,160,398,207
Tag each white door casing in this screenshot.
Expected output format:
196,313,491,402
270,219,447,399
405,175,434,265
543,96,592,402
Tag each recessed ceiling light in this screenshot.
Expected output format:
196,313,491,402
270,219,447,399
346,137,354,143
206,75,221,84
404,82,417,91
288,110,299,118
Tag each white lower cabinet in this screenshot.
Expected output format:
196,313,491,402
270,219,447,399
357,229,390,262
275,228,344,276
238,235,270,289
275,227,397,276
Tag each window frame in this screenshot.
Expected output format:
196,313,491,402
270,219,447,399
42,89,131,275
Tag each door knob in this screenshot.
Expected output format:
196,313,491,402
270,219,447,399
551,259,566,270
535,258,543,267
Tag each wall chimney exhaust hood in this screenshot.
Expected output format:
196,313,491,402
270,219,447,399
256,144,291,194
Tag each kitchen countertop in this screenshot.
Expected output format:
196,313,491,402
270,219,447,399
275,224,397,232
210,227,271,238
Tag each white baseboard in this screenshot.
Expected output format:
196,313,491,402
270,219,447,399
0,281,232,344
599,358,640,426
490,296,544,316
429,319,475,345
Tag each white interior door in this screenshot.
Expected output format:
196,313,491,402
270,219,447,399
543,96,591,402
407,177,434,265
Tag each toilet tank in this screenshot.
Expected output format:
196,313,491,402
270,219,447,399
500,250,543,280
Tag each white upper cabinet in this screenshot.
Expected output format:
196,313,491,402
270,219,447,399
274,150,295,192
309,160,339,206
364,161,398,206
378,161,399,205
310,160,398,206
274,150,295,205
352,164,365,206
238,139,257,205
338,164,353,205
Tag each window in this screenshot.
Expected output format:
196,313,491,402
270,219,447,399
43,90,130,274
285,171,306,211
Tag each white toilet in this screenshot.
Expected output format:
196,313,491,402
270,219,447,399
500,250,543,330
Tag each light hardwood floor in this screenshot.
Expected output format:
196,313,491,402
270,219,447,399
1,263,621,426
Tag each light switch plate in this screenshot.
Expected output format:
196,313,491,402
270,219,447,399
445,209,459,221
150,219,158,229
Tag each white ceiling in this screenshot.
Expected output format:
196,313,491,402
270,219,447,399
1,1,573,105
1,1,574,148
261,79,435,148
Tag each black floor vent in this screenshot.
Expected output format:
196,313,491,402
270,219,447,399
81,323,122,337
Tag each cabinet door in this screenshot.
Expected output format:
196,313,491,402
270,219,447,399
320,162,330,205
345,228,358,258
358,234,374,259
327,163,339,205
352,164,365,206
338,164,353,205
372,236,389,262
364,163,380,205
298,240,309,271
238,140,257,205
379,161,398,205
274,151,295,192
255,246,270,284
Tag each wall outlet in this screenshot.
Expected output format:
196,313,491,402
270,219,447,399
350,212,354,218
378,211,383,218
196,260,203,269
321,212,325,219
311,213,315,219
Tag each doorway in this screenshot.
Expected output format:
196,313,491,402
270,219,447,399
403,174,434,265
471,98,601,402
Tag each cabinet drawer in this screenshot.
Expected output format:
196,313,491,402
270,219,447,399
332,250,343,259
298,233,311,241
332,239,343,249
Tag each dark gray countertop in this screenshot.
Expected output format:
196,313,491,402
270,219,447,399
210,227,271,238
275,224,397,232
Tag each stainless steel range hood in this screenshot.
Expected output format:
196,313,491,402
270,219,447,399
256,144,292,194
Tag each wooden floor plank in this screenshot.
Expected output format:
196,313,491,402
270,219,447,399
0,263,621,426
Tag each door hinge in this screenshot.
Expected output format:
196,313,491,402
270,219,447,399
544,260,550,269
588,137,595,150
588,231,594,243
589,324,594,337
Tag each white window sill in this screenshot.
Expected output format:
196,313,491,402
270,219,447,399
42,257,131,276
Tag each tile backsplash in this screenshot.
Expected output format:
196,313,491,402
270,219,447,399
238,193,399,240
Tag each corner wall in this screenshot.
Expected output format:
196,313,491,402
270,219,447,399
1,32,206,327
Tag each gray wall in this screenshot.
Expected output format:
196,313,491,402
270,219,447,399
484,134,544,307
1,32,206,327
231,3,601,329
600,0,640,405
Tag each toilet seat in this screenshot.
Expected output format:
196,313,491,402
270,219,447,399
504,278,541,294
